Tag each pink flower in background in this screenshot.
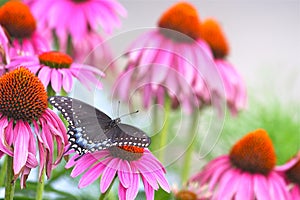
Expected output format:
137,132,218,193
71,31,114,71
66,147,170,200
0,67,68,188
7,51,105,93
200,18,247,115
0,1,49,56
0,25,10,74
276,153,300,198
26,0,126,70
189,129,290,199
113,2,223,114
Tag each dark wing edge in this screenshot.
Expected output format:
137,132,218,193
106,123,151,148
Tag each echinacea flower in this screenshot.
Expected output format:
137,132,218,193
276,153,300,198
172,182,211,200
0,67,68,188
113,2,223,114
7,51,105,93
200,18,247,115
26,0,126,69
189,129,290,199
0,1,50,56
66,146,170,200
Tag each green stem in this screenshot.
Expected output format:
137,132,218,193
47,85,56,98
150,97,172,162
0,155,7,186
181,112,200,183
4,156,15,200
98,176,116,200
36,168,45,200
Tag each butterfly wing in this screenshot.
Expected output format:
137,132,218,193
106,123,151,148
48,96,116,154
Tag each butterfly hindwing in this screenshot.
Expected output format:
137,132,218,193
108,124,151,147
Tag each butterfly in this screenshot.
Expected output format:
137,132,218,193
48,96,151,160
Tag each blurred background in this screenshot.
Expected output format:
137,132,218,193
115,0,300,103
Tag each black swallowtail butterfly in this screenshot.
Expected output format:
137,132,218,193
48,96,151,160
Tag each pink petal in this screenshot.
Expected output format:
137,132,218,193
13,121,30,174
118,182,127,200
235,172,254,200
215,169,239,200
71,154,98,177
38,66,51,87
60,69,73,93
0,118,12,156
126,172,139,200
254,174,271,200
26,152,38,168
50,69,62,93
100,158,119,193
78,162,106,188
118,160,132,188
142,175,154,200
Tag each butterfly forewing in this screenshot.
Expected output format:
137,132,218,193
48,96,114,154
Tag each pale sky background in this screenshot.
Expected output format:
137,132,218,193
111,0,300,104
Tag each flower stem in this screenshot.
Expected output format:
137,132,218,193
0,155,7,186
98,176,116,200
4,156,15,200
151,97,172,162
36,168,45,200
47,85,56,99
181,112,200,183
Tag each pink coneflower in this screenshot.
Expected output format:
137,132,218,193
189,129,290,199
7,51,105,93
276,153,300,198
113,2,223,113
0,1,50,56
65,146,170,200
172,182,210,200
26,0,126,69
201,18,247,115
0,67,68,188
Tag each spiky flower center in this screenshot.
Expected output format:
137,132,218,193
0,1,36,38
229,129,276,175
201,18,229,59
38,51,73,69
109,146,145,161
158,2,201,42
0,67,48,122
175,190,197,200
286,159,300,185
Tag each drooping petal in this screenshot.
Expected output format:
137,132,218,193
254,174,271,200
13,121,30,174
235,172,254,200
78,162,106,188
118,160,132,188
142,175,155,200
100,158,119,193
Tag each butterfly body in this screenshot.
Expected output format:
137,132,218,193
48,96,151,157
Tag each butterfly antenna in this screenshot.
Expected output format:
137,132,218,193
119,110,139,119
117,100,120,118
